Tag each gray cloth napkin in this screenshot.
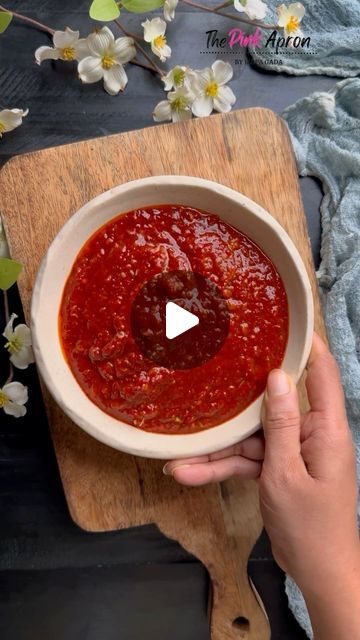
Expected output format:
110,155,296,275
248,0,360,77
281,78,360,638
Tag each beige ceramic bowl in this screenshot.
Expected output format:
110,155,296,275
31,175,313,459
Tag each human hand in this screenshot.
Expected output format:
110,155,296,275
258,333,359,588
164,334,360,638
258,333,360,640
164,334,359,585
163,433,264,485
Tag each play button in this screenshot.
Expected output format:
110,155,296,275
166,302,199,340
130,270,230,370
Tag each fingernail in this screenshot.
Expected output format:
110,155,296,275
163,463,191,476
267,370,290,397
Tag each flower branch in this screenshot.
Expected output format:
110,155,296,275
0,3,54,35
131,57,160,73
0,250,32,417
0,288,31,418
114,19,164,76
2,290,13,385
214,0,234,10
180,0,277,30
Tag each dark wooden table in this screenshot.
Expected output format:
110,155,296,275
0,2,337,638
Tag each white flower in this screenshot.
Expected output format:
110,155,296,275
164,0,178,21
78,27,136,95
0,109,28,138
162,65,194,91
191,61,236,118
277,3,305,38
3,313,34,370
0,382,28,418
153,87,194,123
234,0,268,20
0,219,10,258
35,28,90,65
142,18,171,62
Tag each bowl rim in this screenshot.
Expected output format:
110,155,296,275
31,174,314,459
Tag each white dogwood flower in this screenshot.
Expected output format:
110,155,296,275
277,3,305,38
153,87,194,123
234,0,267,20
162,66,194,91
35,28,90,65
0,109,28,138
191,61,236,118
3,313,35,370
0,382,28,418
78,27,136,95
164,0,178,21
142,18,171,62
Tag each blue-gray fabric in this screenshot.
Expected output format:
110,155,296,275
248,0,360,77
281,78,360,638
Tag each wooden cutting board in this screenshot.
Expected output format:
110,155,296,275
0,108,326,640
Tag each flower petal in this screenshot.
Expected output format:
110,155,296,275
213,85,236,113
234,0,267,20
172,109,192,123
13,323,32,347
87,26,114,57
10,345,35,370
53,28,79,49
141,19,152,43
162,72,175,91
112,37,136,64
288,2,305,20
78,56,104,84
3,381,28,405
142,17,166,42
168,86,193,105
3,312,16,340
103,65,128,95
153,100,172,122
35,45,61,65
3,399,27,417
75,38,91,61
277,4,290,27
153,43,171,62
191,95,213,118
191,68,212,93
0,109,28,132
162,66,187,91
211,60,233,85
164,0,178,21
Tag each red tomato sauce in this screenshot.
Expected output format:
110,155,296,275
59,205,288,434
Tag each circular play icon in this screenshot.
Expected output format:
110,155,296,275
130,270,230,370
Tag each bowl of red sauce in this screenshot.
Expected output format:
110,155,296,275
31,175,313,459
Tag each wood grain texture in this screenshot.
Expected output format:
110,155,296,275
0,108,326,640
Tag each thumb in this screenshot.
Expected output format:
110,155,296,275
262,369,302,462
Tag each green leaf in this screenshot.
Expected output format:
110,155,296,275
0,11,12,34
121,0,164,13
89,0,120,21
0,258,22,291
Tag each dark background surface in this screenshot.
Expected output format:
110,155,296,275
0,1,337,638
